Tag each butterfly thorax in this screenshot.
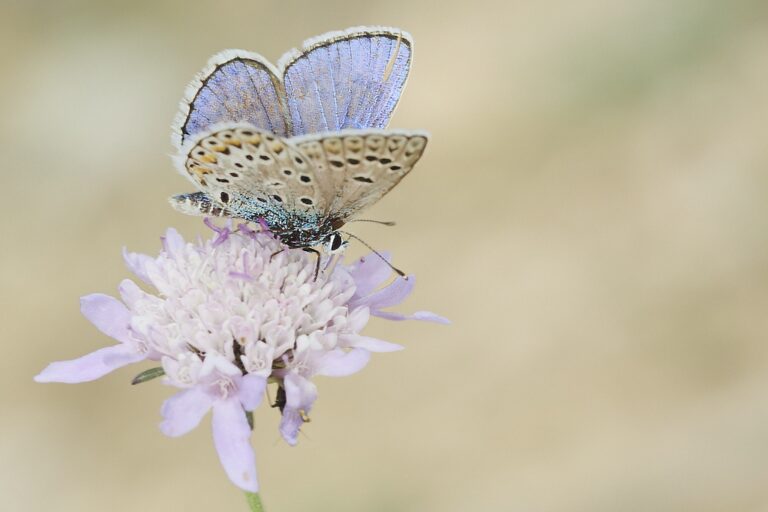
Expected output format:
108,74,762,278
249,208,339,249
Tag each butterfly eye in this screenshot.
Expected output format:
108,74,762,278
326,233,346,253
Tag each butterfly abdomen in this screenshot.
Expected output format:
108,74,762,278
169,192,230,218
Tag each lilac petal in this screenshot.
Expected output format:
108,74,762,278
360,275,415,309
212,399,259,492
279,373,318,445
350,252,392,297
284,373,318,410
279,409,303,446
34,344,145,383
238,373,267,411
340,334,404,353
159,387,213,437
161,228,186,255
118,279,144,309
80,293,132,342
372,310,451,324
316,348,371,377
122,248,154,285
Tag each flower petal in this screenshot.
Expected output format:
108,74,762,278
358,275,415,309
159,387,213,437
279,409,303,447
122,248,154,285
161,228,186,255
372,310,451,324
349,252,392,297
34,344,145,383
212,399,258,492
284,373,318,410
80,293,132,342
340,334,404,353
117,279,145,309
238,373,267,411
279,373,318,446
316,348,371,377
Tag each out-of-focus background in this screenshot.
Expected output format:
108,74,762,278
3,0,768,510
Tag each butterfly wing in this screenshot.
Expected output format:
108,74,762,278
172,51,291,149
291,129,428,223
279,27,413,135
175,123,333,223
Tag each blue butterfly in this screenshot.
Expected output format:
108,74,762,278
169,27,427,275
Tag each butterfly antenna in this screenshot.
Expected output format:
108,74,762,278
339,231,406,277
346,219,397,226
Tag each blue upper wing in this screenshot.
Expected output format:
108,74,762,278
173,28,414,147
173,50,290,148
279,27,413,136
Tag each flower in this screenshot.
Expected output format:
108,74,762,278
35,222,447,492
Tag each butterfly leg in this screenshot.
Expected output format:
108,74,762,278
269,248,285,261
303,248,322,281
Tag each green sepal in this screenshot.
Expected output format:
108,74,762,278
246,410,254,431
131,367,165,385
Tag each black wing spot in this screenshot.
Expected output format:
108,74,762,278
223,133,232,139
272,195,283,203
245,155,254,161
294,156,304,164
197,151,205,156
365,155,377,161
380,158,392,164
354,176,374,183
282,169,293,176
300,197,313,205
256,197,267,203
330,160,344,168
259,155,271,161
241,130,253,136
216,178,229,183
300,175,311,183
234,163,243,169
389,165,402,171
347,158,360,165
219,192,230,203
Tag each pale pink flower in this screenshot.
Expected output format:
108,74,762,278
35,223,446,491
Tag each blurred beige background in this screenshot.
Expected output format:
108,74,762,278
3,0,768,510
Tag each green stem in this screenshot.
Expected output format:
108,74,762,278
245,492,265,512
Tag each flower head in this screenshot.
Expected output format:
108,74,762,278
36,222,447,491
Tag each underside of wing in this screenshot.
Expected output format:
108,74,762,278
177,123,333,221
291,129,428,223
278,27,413,135
172,51,290,149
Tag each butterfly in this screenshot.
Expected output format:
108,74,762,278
168,27,428,273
